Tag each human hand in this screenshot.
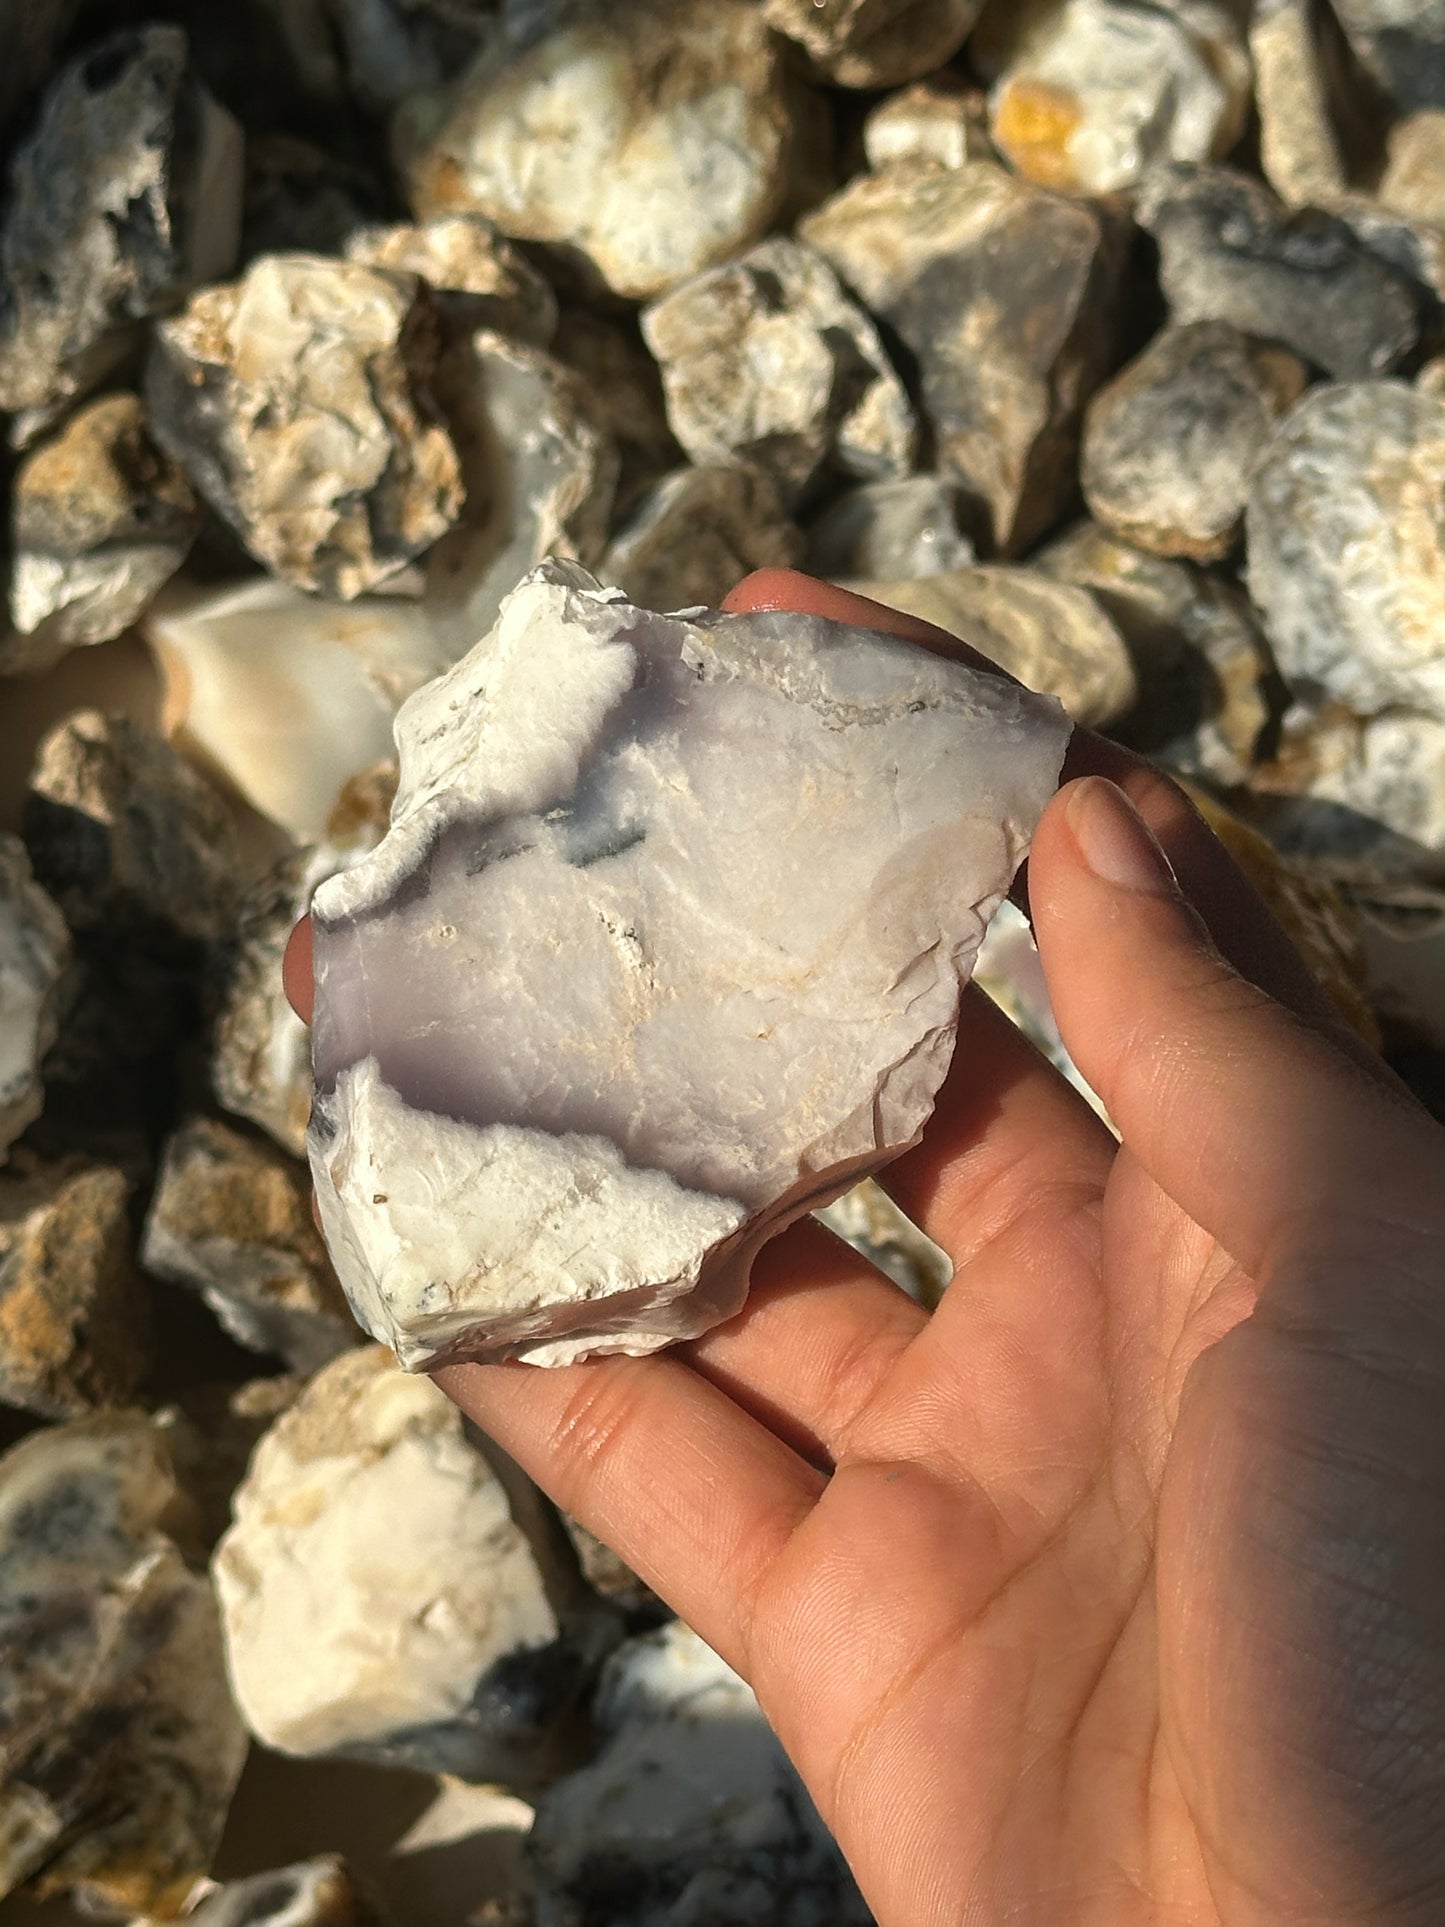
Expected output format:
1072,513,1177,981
286,571,1445,1925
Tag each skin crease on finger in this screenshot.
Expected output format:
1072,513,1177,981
288,570,1445,1927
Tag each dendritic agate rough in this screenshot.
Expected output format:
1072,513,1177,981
307,564,1071,1369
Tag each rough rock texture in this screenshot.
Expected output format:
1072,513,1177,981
1246,381,1445,718
805,476,976,582
1039,520,1275,785
550,309,681,515
1249,0,1349,206
24,711,239,943
306,563,1071,1369
1135,164,1422,381
147,255,464,600
1380,111,1445,224
529,1620,870,1927
764,0,982,88
599,467,803,614
186,1856,389,1927
346,216,559,347
213,1346,575,1781
394,0,809,302
0,1157,149,1418
983,0,1251,195
0,26,244,439
853,565,1138,727
801,159,1126,553
862,75,996,171
1081,322,1308,562
0,837,69,1159
142,1117,356,1374
643,239,916,508
0,1411,248,1915
1332,0,1445,114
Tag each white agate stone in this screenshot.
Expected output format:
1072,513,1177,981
308,563,1071,1369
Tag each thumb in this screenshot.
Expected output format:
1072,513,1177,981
1029,777,1444,1289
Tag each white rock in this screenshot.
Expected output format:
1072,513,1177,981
213,1346,564,1779
974,898,1105,1116
0,836,69,1159
345,214,559,346
805,476,976,583
530,1620,869,1927
863,75,997,171
307,563,1071,1369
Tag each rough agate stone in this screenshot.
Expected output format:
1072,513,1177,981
307,563,1071,1369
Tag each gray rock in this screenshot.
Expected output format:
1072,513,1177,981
982,0,1251,196
599,466,803,614
530,1620,870,1927
1135,163,1422,380
0,1411,248,1915
346,215,559,348
147,254,464,602
213,1346,578,1783
242,133,388,261
551,307,681,516
1332,0,1445,114
805,476,976,582
393,0,811,302
851,565,1138,727
306,562,1070,1369
0,1156,149,1419
0,837,69,1160
8,393,201,669
0,27,243,441
1249,0,1350,206
1331,194,1445,317
1246,381,1445,718
763,0,983,88
142,1117,356,1374
862,75,996,172
1081,321,1308,562
801,159,1126,553
327,0,495,112
186,1855,390,1927
642,237,916,508
1380,110,1445,224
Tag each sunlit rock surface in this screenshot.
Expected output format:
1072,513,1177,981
862,74,996,171
0,837,69,1160
307,564,1070,1369
345,215,559,347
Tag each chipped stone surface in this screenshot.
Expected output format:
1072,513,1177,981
982,0,1250,196
1246,381,1445,718
307,563,1070,1369
147,254,464,600
394,0,807,301
805,476,975,583
1135,163,1422,381
1380,110,1445,224
143,1117,355,1374
599,467,802,615
801,159,1125,553
529,1620,870,1927
0,838,69,1161
1332,0,1445,115
0,1411,247,1915
852,565,1137,727
764,0,982,88
0,1157,149,1419
1249,0,1350,206
643,239,915,508
346,216,558,347
24,711,239,944
0,26,243,439
213,1346,571,1781
186,1855,389,1927
8,394,201,670
862,75,996,172
1081,322,1308,563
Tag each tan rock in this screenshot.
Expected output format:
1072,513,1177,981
345,214,558,346
599,466,803,613
1380,110,1445,224
1249,0,1350,206
862,75,996,172
764,0,983,89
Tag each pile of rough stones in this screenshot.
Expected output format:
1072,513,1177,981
0,0,1443,1920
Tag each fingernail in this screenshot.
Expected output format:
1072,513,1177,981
1065,778,1177,896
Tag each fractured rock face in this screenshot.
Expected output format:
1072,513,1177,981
1081,322,1308,563
394,0,808,302
346,215,559,347
0,1411,248,1916
1135,163,1422,381
0,838,69,1160
801,159,1125,553
599,466,803,615
764,0,982,89
213,1346,571,1781
8,393,201,670
642,237,916,508
1249,0,1350,207
862,75,996,172
187,1856,389,1927
529,1620,870,1927
0,26,243,438
805,476,976,583
983,0,1251,196
147,254,464,600
306,563,1071,1369
142,1117,356,1374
